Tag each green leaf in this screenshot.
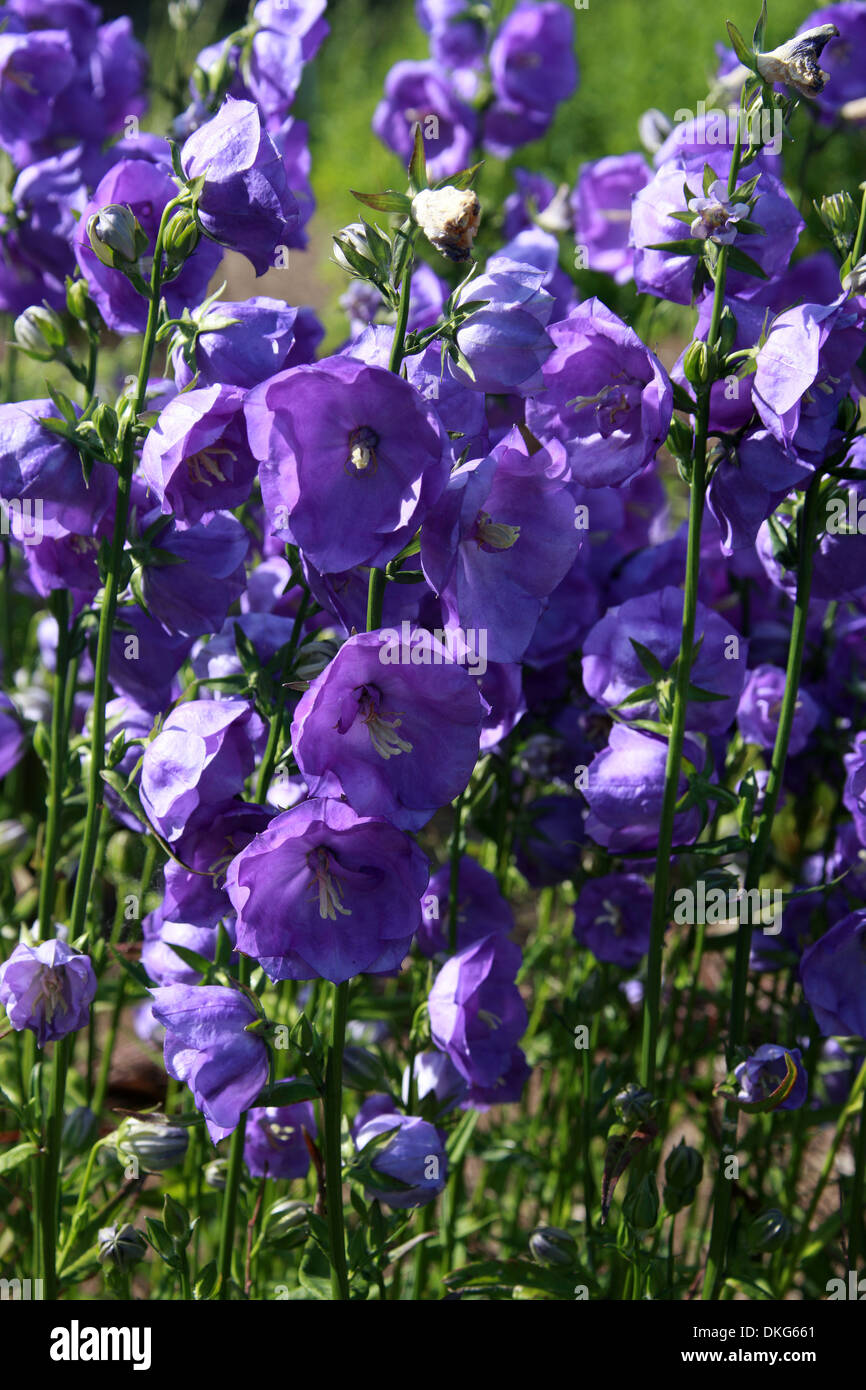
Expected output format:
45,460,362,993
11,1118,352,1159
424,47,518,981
444,1258,578,1299
255,1079,319,1106
163,942,215,979
109,946,152,990
724,245,769,279
702,164,719,197
408,121,427,194
434,160,483,192
685,683,730,704
0,1140,38,1174
752,0,768,53
643,238,706,256
726,20,754,68
629,638,667,681
350,190,413,215
671,382,697,414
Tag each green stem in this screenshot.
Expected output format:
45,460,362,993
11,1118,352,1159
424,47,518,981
37,590,71,933
254,586,311,802
42,1034,71,1300
217,1117,247,1298
639,412,710,1094
323,978,350,1300
847,1081,866,1276
781,1058,866,1294
703,475,822,1299
69,199,179,945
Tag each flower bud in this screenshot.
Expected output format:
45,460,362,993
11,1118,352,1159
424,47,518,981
290,1012,316,1055
264,1197,311,1245
163,207,201,267
747,1208,792,1252
682,339,713,388
410,186,481,262
162,1193,191,1245
14,305,66,360
663,1138,703,1212
342,1045,385,1091
116,1116,189,1173
205,1158,227,1189
63,1105,98,1154
664,1138,703,1190
333,222,380,279
529,1225,577,1267
0,819,30,857
613,1082,655,1126
818,192,860,253
98,1223,147,1269
66,278,92,323
88,205,146,267
623,1172,660,1235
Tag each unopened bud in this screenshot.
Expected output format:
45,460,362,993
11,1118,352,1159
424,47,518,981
333,222,380,278
529,1225,577,1267
116,1117,189,1173
818,191,860,253
264,1198,311,1246
88,205,146,267
623,1172,660,1235
163,207,201,267
682,338,713,388
748,1207,792,1252
98,1223,147,1269
614,1082,655,1126
14,305,66,360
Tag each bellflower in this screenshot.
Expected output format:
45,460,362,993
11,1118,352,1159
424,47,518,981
244,1094,316,1180
801,911,866,1037
428,933,527,1090
181,98,299,276
737,664,820,755
139,699,263,844
583,725,703,853
418,855,514,957
420,428,581,664
733,1044,808,1110
447,257,554,395
0,398,115,538
245,356,448,574
170,297,299,391
752,297,864,464
525,298,673,487
149,984,269,1142
372,62,477,181
572,153,651,284
291,629,485,831
224,796,429,983
582,586,747,734
353,1107,447,1208
484,1,577,156
75,157,221,335
137,511,249,640
631,163,803,305
0,938,97,1047
140,385,255,524
513,794,586,887
573,874,654,968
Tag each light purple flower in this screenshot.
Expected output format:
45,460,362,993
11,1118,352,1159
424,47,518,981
0,938,97,1047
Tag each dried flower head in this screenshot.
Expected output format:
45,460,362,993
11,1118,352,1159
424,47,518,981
755,24,839,98
410,186,481,261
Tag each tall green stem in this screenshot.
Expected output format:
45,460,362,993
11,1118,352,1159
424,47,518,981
42,1035,71,1299
323,978,350,1299
69,199,179,944
37,590,71,933
703,475,822,1298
